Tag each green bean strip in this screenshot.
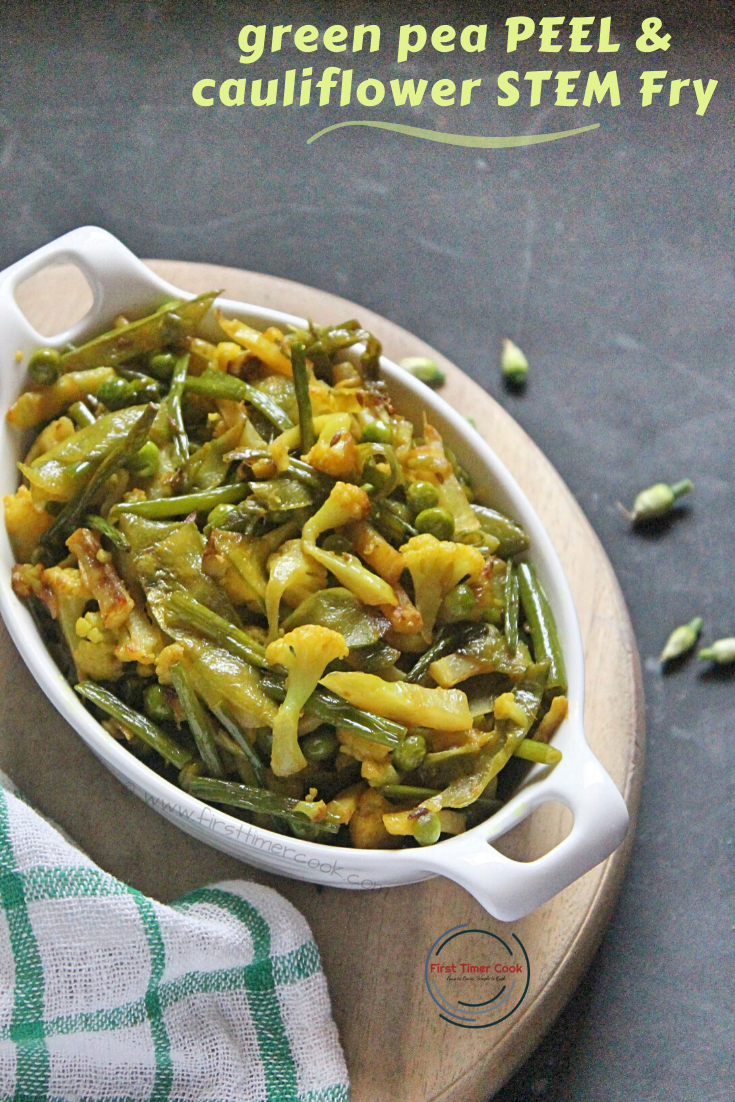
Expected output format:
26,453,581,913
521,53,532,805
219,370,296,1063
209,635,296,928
111,482,250,520
185,371,294,432
168,592,268,668
211,726,260,787
504,563,520,655
212,702,269,787
381,785,441,800
517,563,567,692
407,623,487,685
40,403,157,555
163,353,190,466
74,681,193,769
290,342,315,453
68,401,96,428
59,291,220,373
513,739,562,765
185,777,340,832
170,663,225,779
84,514,130,551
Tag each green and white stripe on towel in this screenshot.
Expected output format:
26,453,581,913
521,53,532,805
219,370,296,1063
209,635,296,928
0,782,349,1102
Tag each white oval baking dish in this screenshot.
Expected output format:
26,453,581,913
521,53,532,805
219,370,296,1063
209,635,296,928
0,227,628,921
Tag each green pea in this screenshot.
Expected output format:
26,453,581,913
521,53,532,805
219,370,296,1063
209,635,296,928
392,733,426,774
129,440,160,477
301,728,340,763
97,376,133,410
415,507,454,542
147,352,177,380
359,482,377,496
361,420,392,444
322,533,352,554
414,812,441,846
144,683,175,724
256,728,273,762
406,481,439,514
28,347,61,387
440,582,476,622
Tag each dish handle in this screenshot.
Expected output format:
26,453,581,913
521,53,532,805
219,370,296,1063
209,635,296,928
0,226,181,346
418,737,629,922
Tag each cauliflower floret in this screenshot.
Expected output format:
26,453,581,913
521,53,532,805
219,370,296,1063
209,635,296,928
39,565,124,681
3,485,54,563
303,481,371,538
265,625,349,776
301,483,396,607
302,413,359,479
66,528,134,630
400,534,485,642
114,601,167,667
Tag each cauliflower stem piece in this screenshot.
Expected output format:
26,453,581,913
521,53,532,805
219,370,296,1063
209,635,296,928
320,671,474,731
301,482,396,606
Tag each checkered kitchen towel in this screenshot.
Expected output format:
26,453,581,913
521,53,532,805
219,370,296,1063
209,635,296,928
0,780,349,1101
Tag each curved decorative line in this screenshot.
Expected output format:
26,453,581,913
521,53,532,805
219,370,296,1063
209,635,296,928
307,120,600,148
458,985,507,1008
436,929,511,957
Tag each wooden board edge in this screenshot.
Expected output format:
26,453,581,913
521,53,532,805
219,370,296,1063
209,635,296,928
143,260,646,1100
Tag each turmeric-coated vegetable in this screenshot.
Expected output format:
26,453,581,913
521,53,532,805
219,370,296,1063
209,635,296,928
7,295,566,849
266,625,349,776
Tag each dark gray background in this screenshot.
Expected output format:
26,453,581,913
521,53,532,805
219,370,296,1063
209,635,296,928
1,2,733,1099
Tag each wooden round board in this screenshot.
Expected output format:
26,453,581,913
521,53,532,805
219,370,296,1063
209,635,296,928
3,260,645,1101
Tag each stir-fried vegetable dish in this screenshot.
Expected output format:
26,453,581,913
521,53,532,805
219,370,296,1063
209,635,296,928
5,294,568,848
